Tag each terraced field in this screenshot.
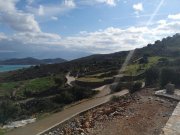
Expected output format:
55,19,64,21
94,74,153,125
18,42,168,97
0,75,64,98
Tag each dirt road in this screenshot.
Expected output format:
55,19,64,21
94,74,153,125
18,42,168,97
65,72,75,86
6,90,128,135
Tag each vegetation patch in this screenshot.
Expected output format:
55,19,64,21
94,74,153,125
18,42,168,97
0,82,20,97
19,77,56,97
124,56,162,76
77,77,113,83
0,129,6,135
88,70,117,78
0,74,65,98
76,76,114,88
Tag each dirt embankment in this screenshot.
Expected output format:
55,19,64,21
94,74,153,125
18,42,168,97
44,88,177,135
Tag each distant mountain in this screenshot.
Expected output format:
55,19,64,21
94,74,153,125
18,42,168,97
0,57,67,65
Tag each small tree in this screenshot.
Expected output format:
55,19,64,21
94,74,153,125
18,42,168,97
54,77,63,87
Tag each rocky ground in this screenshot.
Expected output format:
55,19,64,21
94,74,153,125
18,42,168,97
44,88,177,135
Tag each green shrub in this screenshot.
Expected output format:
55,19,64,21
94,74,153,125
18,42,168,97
160,68,180,87
23,90,33,97
71,86,95,100
110,82,122,93
130,82,142,94
53,91,74,104
110,95,121,102
53,86,96,105
24,99,59,114
145,67,159,85
54,77,63,87
0,100,20,124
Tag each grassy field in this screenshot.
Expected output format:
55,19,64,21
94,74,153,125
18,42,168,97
16,76,56,97
88,73,105,78
0,129,6,135
0,75,62,98
88,70,117,78
0,82,20,97
124,56,162,76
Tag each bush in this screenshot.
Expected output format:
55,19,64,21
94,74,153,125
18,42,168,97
110,95,120,102
145,67,159,86
54,77,63,87
71,86,95,100
110,82,122,93
23,99,59,114
53,86,96,105
130,82,142,94
53,91,74,104
160,68,180,87
0,100,20,124
23,90,33,97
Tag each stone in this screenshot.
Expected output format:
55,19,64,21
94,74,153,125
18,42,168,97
86,128,91,133
76,128,85,133
83,121,90,128
166,83,175,95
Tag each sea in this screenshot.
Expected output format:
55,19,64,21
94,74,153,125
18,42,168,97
0,65,31,72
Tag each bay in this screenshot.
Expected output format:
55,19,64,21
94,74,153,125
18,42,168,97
0,65,31,72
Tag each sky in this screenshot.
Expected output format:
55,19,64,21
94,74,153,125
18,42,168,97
0,0,180,60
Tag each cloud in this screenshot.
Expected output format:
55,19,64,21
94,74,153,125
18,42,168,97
26,0,117,23
168,13,180,20
133,3,143,14
0,33,7,40
65,0,76,8
0,0,41,32
2,18,178,54
0,0,17,12
0,12,41,33
51,16,58,21
27,0,76,19
0,17,180,58
38,5,44,16
0,0,180,59
45,20,180,53
157,20,167,25
77,0,117,6
27,0,34,5
97,0,116,6
0,50,16,53
13,32,61,44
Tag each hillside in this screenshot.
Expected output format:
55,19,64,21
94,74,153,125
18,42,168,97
132,33,180,60
0,34,179,133
0,51,128,82
0,33,180,83
0,57,67,65
0,34,179,84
